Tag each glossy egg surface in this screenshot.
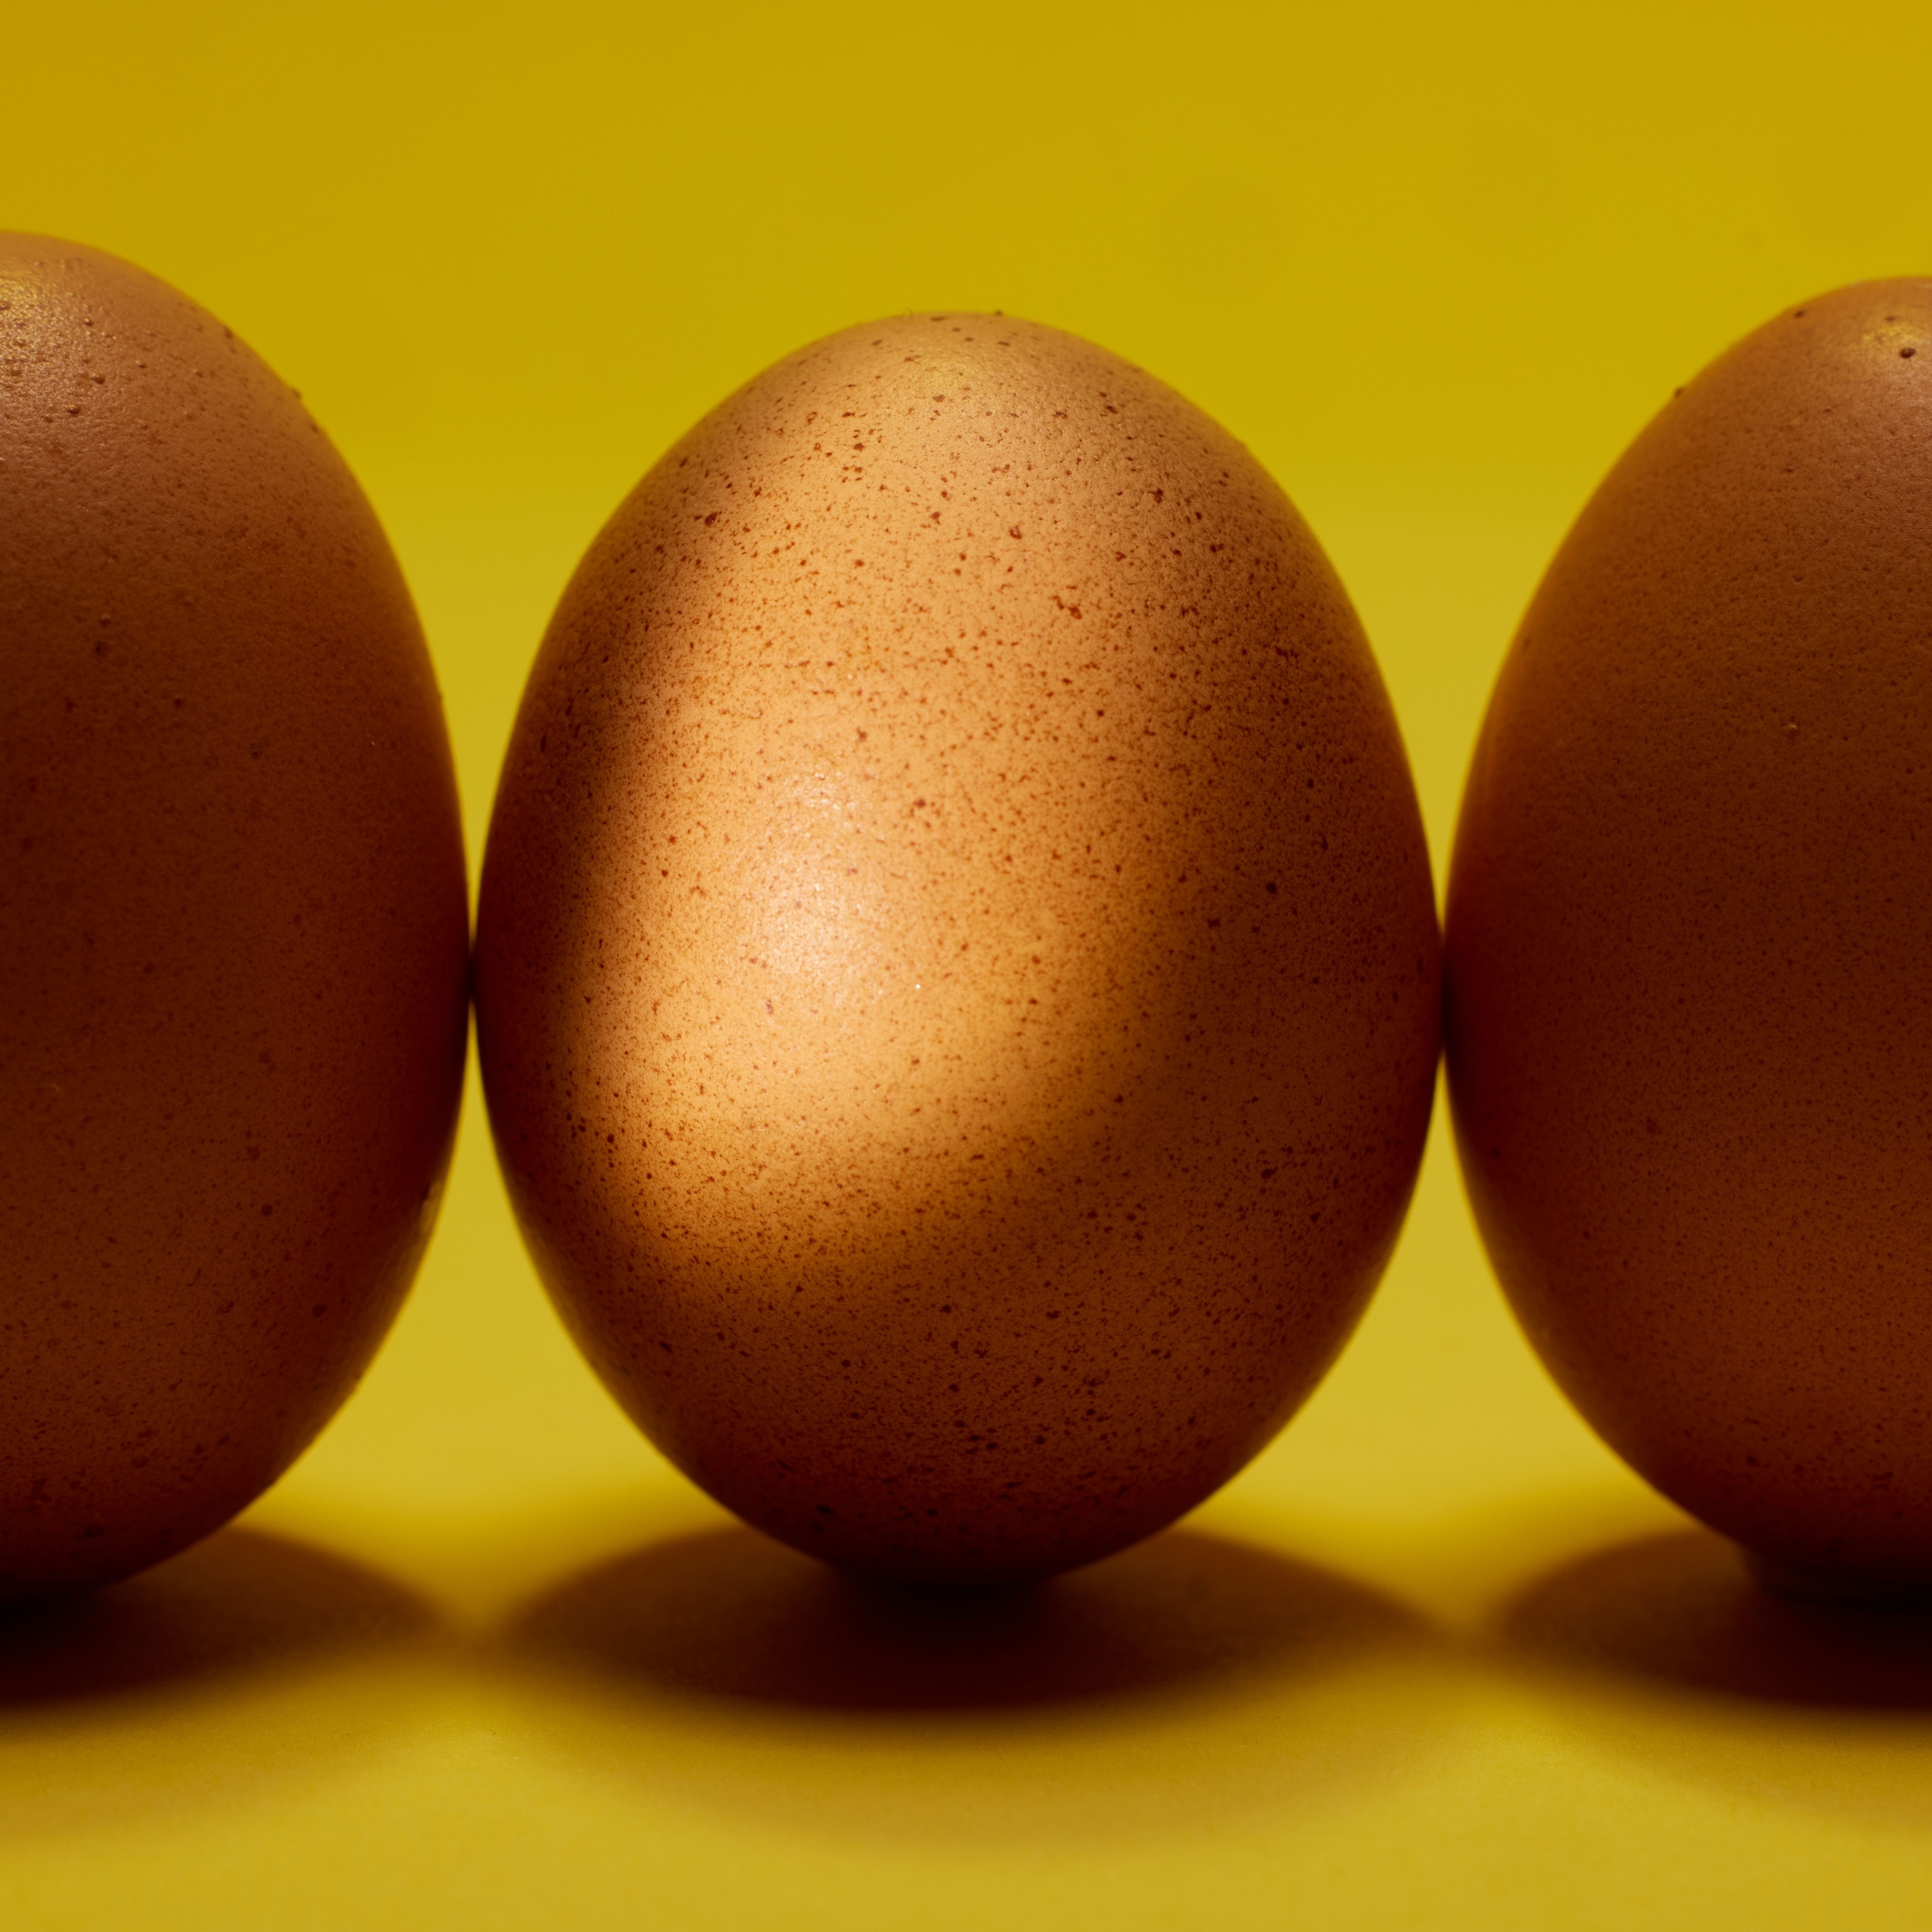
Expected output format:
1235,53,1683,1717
0,238,469,1599
478,314,1438,1584
1447,281,1932,1590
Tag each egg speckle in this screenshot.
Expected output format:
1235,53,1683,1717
0,238,469,1599
478,314,1438,1584
1447,279,1932,1593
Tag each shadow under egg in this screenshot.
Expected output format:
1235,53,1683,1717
0,1525,440,1708
508,1519,1425,1711
0,1527,447,1835
1493,1527,1932,1829
1502,1528,1932,1711
492,1523,1465,1840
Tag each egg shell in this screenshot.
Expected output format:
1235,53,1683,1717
477,314,1439,1585
0,238,469,1599
1446,280,1932,1591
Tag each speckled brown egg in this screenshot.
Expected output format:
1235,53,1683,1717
0,238,468,1600
476,314,1439,1584
1447,280,1932,1596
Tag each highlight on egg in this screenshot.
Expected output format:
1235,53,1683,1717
0,237,469,1599
477,313,1440,1585
1446,280,1932,1596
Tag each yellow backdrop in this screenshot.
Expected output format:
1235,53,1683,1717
6,2,1931,1924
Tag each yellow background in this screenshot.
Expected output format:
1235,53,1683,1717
7,2,1932,1923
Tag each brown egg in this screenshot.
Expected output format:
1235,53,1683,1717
1447,281,1932,1595
0,238,468,1599
477,314,1439,1584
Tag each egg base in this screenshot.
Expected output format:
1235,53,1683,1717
1743,1551,1932,1609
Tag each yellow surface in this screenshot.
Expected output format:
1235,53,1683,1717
7,3,1932,1924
